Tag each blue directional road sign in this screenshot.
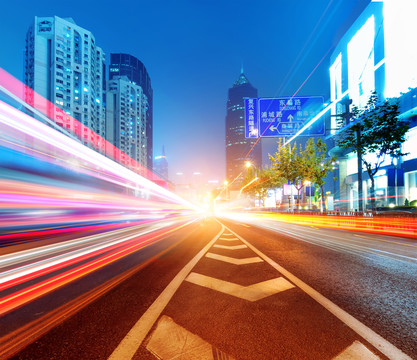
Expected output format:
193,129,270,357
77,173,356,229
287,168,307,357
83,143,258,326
258,96,324,137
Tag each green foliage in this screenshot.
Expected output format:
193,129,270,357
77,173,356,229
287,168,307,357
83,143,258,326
269,137,335,210
404,198,409,206
410,200,417,207
336,92,410,209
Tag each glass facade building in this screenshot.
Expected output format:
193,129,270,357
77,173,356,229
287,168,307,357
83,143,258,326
328,0,417,210
25,16,106,152
225,72,261,190
109,53,153,169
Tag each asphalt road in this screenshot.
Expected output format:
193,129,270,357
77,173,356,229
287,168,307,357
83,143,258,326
1,216,416,360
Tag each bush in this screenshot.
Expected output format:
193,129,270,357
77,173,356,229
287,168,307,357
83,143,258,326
410,200,417,207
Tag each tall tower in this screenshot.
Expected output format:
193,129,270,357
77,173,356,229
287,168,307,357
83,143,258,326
225,71,261,190
109,54,153,170
25,16,106,151
105,75,148,172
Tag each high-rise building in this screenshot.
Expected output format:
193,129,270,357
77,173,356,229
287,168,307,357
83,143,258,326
109,54,153,170
225,71,261,190
25,16,106,151
105,76,148,172
153,146,168,180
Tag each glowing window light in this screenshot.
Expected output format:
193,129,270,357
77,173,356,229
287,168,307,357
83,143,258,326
384,0,417,98
347,15,375,109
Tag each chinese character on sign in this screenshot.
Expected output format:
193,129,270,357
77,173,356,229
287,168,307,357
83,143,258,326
268,112,275,118
295,99,301,106
279,100,286,107
261,112,267,118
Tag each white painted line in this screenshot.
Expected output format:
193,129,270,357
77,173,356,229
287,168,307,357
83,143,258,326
146,315,235,360
107,225,225,360
219,221,413,360
213,244,247,250
185,272,295,302
205,252,263,265
218,237,240,241
333,341,380,359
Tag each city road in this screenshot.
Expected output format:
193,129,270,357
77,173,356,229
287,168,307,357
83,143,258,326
1,216,416,360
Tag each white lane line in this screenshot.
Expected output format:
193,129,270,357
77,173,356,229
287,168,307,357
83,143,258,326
333,341,380,359
213,244,247,250
205,252,263,265
107,225,225,360
146,315,235,360
185,272,295,302
220,222,412,360
218,237,240,241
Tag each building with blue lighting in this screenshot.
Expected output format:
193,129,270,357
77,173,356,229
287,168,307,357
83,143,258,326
105,75,148,172
109,53,153,170
25,16,106,152
225,71,262,190
327,0,417,210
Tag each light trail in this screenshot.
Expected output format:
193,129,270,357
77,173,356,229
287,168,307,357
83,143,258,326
0,216,197,316
220,212,417,240
0,69,202,324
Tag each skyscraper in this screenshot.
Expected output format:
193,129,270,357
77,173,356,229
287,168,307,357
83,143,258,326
153,146,168,180
225,71,261,190
25,16,106,151
109,54,153,170
105,76,148,172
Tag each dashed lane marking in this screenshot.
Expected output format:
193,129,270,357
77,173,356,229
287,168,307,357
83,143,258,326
107,226,226,360
205,252,263,265
185,272,295,301
213,244,247,250
146,315,235,360
333,341,380,359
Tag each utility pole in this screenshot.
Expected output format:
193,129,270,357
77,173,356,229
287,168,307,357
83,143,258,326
340,98,363,212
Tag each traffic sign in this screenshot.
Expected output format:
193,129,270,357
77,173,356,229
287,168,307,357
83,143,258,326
258,96,324,137
244,98,259,138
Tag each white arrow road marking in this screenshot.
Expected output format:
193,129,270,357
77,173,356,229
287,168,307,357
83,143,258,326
333,341,380,359
185,272,295,301
218,237,240,241
206,252,263,265
146,315,235,360
108,226,226,360
213,244,247,250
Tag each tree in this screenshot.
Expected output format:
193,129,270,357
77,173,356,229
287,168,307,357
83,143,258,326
241,166,284,207
304,138,336,211
336,93,410,210
269,139,309,210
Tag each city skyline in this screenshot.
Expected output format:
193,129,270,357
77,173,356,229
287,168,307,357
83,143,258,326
0,0,371,184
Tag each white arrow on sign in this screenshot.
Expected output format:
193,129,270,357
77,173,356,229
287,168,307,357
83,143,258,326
269,125,278,132
287,114,294,122
185,272,295,301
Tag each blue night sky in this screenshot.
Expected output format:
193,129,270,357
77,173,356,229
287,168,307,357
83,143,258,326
0,0,370,185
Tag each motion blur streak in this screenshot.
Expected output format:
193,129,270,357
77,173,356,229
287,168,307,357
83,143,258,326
221,212,417,239
0,217,195,316
0,71,200,324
